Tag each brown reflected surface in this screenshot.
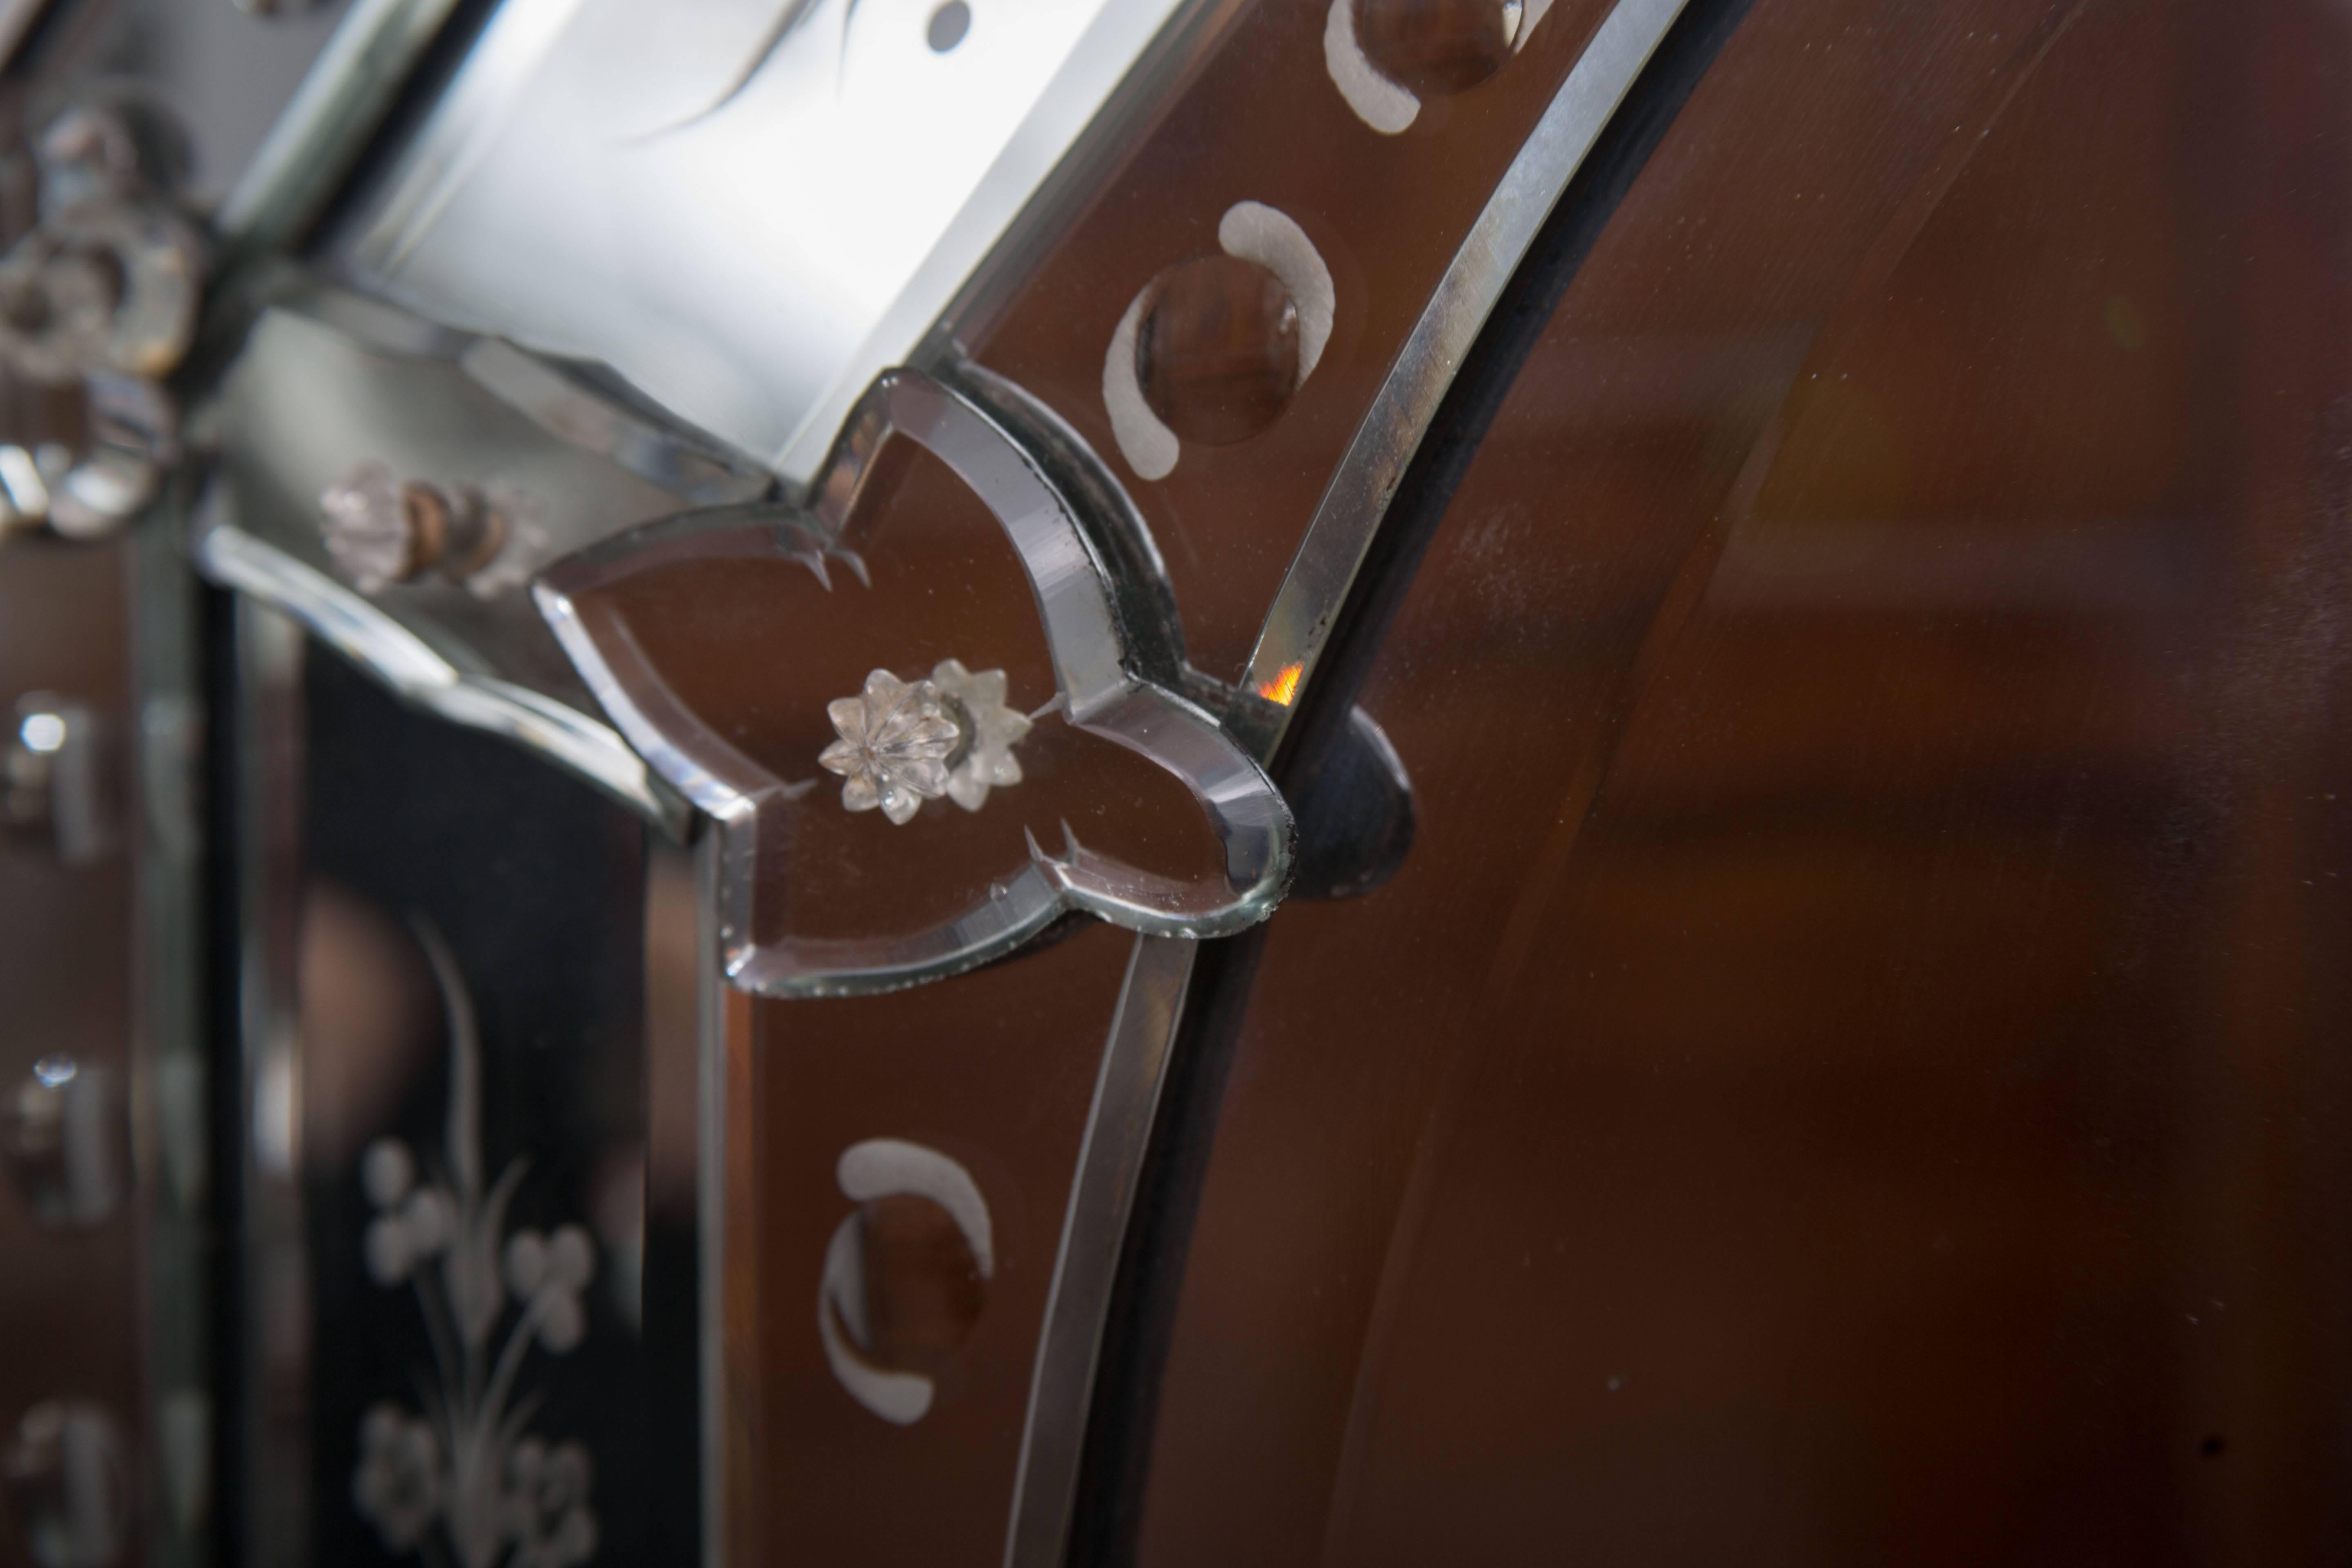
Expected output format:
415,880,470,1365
963,0,1619,683
0,538,137,1568
740,923,1138,1567
1356,0,1523,97
1138,0,2352,1564
295,884,438,1168
840,1193,990,1375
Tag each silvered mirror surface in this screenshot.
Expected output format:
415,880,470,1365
10,1,2352,1568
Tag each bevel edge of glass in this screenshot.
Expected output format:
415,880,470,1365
214,0,475,259
1230,0,1695,762
534,369,1294,999
768,0,1198,486
129,509,213,1568
1000,932,1198,1568
337,0,592,282
194,517,687,833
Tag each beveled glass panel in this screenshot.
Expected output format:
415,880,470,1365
334,0,1189,479
960,0,1622,682
541,372,1290,996
589,444,1220,939
210,305,687,712
729,922,1140,1568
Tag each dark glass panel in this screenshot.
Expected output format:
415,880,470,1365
296,649,667,1568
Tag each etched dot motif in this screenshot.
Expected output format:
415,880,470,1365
1355,0,1522,97
1136,253,1302,447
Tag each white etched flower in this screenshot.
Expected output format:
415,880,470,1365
361,1138,457,1285
353,1404,442,1552
818,668,960,824
362,1139,415,1207
362,1212,414,1284
504,1224,595,1354
930,659,1031,812
503,1438,597,1568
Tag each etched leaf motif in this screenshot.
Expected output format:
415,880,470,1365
445,1164,524,1349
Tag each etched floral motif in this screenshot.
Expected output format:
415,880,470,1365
502,1439,597,1568
351,919,598,1568
534,371,1294,996
929,659,1031,813
354,1407,442,1552
503,1225,594,1354
818,668,961,824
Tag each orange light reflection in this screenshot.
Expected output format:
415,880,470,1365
1257,662,1304,706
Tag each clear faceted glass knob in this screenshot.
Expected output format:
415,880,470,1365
818,663,1033,825
930,659,1032,813
318,463,520,596
316,462,415,592
819,670,961,825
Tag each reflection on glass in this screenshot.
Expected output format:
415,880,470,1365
1131,0,2352,1563
337,0,1185,480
